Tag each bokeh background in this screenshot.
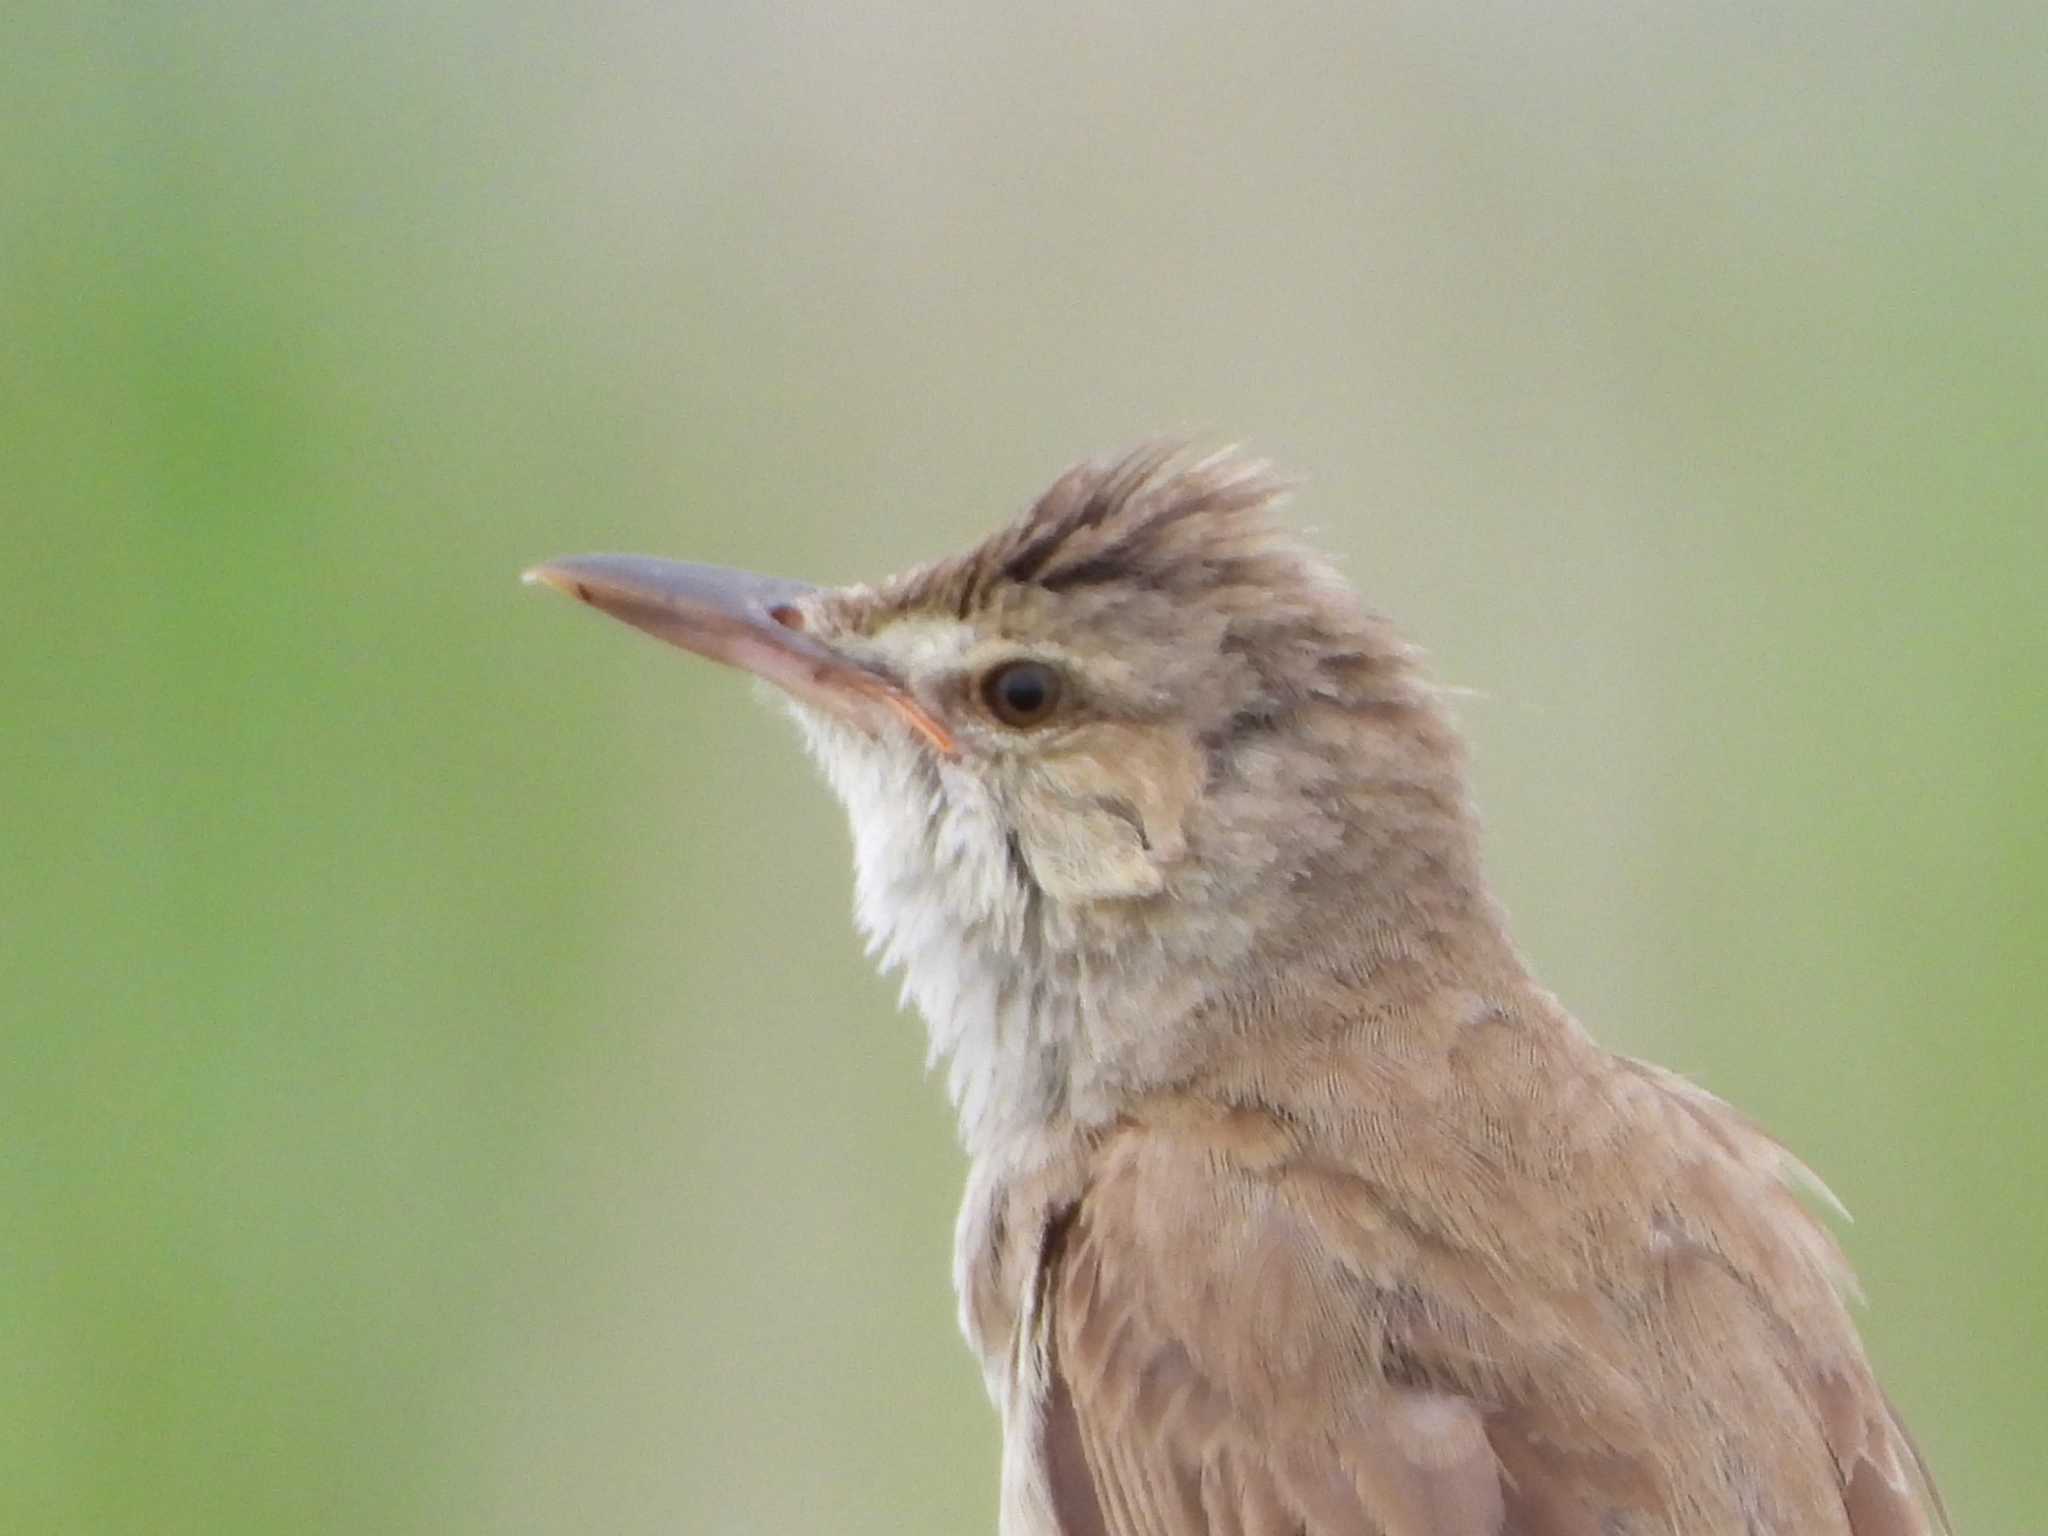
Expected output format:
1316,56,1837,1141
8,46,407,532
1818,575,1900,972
6,3,2042,1532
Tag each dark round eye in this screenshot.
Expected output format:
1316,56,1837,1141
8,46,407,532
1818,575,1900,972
980,660,1063,728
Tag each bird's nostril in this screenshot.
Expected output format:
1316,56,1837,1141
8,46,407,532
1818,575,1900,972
769,604,806,631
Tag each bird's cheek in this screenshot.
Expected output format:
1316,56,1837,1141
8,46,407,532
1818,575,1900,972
1010,792,1165,904
1007,726,1204,905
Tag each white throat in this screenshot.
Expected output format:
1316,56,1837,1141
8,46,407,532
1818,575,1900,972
790,707,1081,1161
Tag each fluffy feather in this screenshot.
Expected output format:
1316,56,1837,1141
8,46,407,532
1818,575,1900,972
766,444,1947,1536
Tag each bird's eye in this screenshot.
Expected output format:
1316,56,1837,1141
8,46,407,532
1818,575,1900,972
980,660,1063,728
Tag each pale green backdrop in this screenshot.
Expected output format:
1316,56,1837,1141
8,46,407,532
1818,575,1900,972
4,3,2041,1532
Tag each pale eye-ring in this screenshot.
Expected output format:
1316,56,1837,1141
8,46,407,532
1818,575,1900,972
980,660,1063,728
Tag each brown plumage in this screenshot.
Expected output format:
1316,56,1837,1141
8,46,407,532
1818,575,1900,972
528,443,1949,1535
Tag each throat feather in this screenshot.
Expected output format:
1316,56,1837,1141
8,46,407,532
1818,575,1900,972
794,713,1072,1154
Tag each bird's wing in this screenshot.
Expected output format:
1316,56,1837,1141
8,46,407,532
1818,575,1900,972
1031,1135,1600,1536
1023,1113,1942,1536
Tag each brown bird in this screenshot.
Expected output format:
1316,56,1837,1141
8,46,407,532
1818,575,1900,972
527,444,1948,1536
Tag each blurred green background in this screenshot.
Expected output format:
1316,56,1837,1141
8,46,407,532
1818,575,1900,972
5,3,2041,1532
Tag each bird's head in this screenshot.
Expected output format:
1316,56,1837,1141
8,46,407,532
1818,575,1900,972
529,444,1492,1149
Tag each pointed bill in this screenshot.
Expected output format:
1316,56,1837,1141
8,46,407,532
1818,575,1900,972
524,554,956,757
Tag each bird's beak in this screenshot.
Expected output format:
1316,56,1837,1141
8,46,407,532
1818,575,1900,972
523,554,957,758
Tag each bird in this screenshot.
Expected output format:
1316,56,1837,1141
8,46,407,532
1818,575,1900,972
525,442,1948,1536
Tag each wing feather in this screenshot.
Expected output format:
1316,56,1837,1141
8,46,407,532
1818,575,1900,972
1018,1115,1944,1536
